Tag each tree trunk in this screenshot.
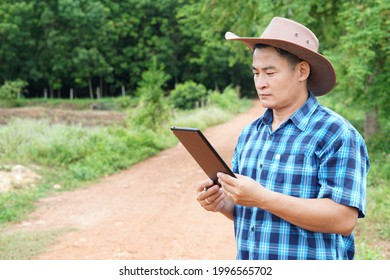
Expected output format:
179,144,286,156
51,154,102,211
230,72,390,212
88,77,93,99
96,87,101,99
363,74,379,139
364,106,379,139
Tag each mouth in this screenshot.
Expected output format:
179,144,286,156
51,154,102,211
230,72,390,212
259,94,272,99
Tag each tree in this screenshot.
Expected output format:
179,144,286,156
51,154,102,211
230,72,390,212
0,1,35,83
326,0,389,137
129,57,171,130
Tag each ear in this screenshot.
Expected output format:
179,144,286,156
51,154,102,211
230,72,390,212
297,61,311,82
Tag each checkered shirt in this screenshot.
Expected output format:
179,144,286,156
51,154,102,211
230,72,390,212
231,93,369,260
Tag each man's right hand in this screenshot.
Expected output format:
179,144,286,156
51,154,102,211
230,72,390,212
196,179,234,219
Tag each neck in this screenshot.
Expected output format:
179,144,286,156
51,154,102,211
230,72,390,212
272,91,309,131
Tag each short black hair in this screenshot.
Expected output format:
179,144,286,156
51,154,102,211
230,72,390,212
252,44,303,69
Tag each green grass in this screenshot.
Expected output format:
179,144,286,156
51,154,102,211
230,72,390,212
0,228,73,260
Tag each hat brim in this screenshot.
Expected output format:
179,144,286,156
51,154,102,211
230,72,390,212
225,32,336,96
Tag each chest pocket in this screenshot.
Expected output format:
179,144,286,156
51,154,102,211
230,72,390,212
275,154,305,183
261,153,319,198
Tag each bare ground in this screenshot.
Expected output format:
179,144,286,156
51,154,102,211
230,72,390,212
4,101,264,260
0,107,126,127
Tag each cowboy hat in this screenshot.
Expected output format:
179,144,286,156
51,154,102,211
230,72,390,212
225,17,336,96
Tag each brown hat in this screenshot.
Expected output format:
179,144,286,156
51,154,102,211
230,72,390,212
225,17,336,96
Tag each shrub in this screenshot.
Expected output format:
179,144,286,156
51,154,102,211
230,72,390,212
208,85,241,113
129,57,171,130
170,81,207,110
0,80,27,101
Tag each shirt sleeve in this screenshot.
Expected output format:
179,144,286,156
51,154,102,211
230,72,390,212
317,128,370,218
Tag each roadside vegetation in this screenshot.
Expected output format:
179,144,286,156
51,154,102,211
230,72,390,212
0,70,251,226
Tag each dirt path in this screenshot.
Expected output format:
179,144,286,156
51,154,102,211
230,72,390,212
8,101,264,260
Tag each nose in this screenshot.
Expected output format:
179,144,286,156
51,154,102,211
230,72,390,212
254,74,268,91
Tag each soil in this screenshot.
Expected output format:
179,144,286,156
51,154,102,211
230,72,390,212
4,101,264,260
0,107,126,127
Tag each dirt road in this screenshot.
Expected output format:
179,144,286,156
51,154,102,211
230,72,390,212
9,101,264,260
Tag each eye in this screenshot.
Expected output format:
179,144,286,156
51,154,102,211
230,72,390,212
266,72,276,76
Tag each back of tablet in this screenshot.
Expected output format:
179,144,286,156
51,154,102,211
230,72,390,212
171,126,235,185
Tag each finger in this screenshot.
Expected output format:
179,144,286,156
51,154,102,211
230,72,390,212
196,179,213,201
202,191,225,207
205,187,224,203
197,179,214,193
197,184,219,203
217,172,236,185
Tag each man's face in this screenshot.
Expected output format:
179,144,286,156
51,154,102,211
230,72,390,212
252,47,305,111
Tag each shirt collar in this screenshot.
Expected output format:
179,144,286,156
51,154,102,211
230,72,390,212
258,92,319,131
290,92,319,131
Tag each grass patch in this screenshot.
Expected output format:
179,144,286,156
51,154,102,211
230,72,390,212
0,228,72,259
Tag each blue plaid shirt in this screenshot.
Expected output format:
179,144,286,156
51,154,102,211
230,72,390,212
231,93,369,260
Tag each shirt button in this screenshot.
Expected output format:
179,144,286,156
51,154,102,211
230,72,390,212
268,135,272,140
251,226,255,232
259,163,263,168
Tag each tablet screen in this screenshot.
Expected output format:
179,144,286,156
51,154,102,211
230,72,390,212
171,126,236,185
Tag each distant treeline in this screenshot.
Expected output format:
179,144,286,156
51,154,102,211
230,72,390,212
0,0,388,127
0,0,253,98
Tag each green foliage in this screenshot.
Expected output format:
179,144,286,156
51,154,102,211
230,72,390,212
208,85,241,113
170,81,208,110
0,119,163,180
0,80,27,100
171,106,234,130
128,58,171,130
69,127,162,181
326,0,389,115
110,96,137,110
366,132,390,186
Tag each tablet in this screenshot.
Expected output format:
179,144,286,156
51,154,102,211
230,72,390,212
171,126,236,185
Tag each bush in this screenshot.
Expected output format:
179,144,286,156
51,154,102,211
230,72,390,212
170,81,207,110
129,58,171,130
0,80,27,101
114,96,138,110
208,85,241,113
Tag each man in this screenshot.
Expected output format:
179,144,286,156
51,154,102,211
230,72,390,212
196,17,369,260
